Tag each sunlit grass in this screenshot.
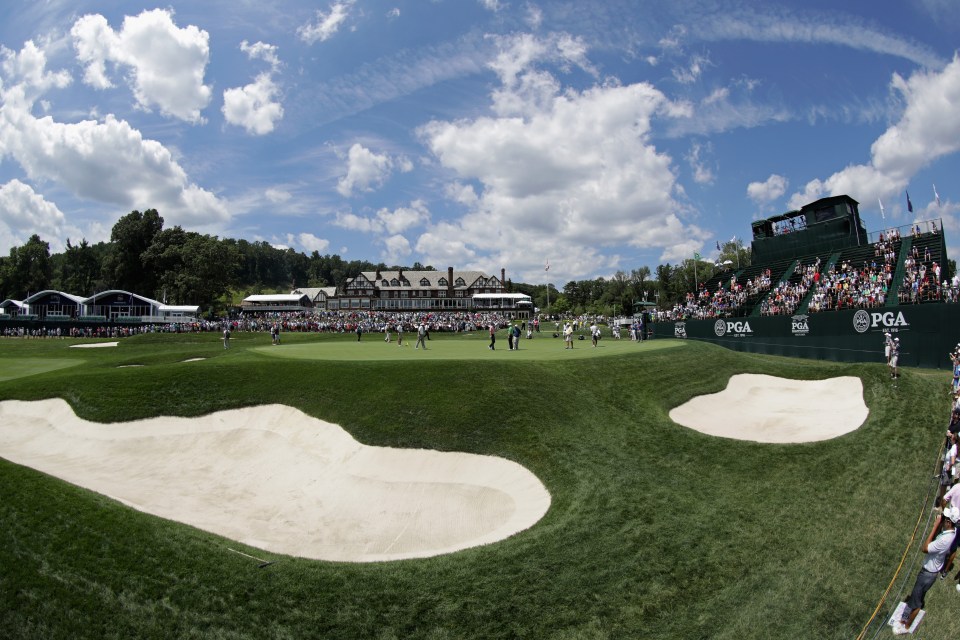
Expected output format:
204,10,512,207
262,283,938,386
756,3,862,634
0,334,951,639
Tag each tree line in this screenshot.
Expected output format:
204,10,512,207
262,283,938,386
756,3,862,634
0,209,751,318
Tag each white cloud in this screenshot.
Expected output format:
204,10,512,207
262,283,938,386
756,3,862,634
71,9,212,124
0,41,225,229
240,40,280,70
298,1,356,45
334,211,378,233
223,72,284,135
0,179,65,251
265,188,291,203
387,8,400,20
686,142,715,185
0,109,227,228
1,40,71,97
336,143,398,197
747,174,788,204
288,232,329,253
697,9,943,69
525,4,543,29
672,53,711,85
333,200,430,236
788,54,960,213
381,233,412,263
377,200,430,234
417,32,708,280
479,0,504,12
223,41,284,135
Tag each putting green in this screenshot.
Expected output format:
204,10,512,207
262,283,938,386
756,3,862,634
254,335,684,361
0,357,83,382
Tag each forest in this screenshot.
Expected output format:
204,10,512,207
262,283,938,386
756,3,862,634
0,209,750,318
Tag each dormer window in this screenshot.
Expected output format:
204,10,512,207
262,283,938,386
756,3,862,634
455,277,466,287
420,277,430,286
390,278,400,286
382,279,389,286
438,277,448,286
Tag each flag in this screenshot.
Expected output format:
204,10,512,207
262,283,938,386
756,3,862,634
716,241,721,251
545,261,550,272
878,198,885,220
934,184,942,208
694,252,701,261
906,190,913,213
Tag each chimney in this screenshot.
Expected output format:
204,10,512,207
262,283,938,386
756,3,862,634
448,266,454,291
501,268,505,288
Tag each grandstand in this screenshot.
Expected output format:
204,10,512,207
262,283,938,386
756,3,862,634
653,195,957,368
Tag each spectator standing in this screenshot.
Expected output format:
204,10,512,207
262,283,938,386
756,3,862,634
488,324,496,350
893,507,960,634
222,326,230,349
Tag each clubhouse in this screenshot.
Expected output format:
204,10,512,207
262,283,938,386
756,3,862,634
240,267,533,318
0,290,199,323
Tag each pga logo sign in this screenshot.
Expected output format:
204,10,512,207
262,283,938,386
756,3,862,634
852,310,909,334
714,319,752,337
674,322,687,338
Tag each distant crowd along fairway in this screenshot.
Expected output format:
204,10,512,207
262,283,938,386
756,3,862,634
253,332,685,361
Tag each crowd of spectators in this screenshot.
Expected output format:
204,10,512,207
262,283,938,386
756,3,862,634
894,347,960,633
807,256,893,312
656,269,772,321
759,258,820,317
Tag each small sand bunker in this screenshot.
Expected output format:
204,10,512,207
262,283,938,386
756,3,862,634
669,374,868,443
70,341,119,348
0,399,551,562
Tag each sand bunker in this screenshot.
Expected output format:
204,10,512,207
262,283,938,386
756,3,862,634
70,341,119,348
182,358,206,363
0,399,550,562
669,374,868,443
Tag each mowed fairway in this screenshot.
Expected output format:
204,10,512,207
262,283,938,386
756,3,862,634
0,331,951,639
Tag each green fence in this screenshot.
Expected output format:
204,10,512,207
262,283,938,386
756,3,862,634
651,303,960,369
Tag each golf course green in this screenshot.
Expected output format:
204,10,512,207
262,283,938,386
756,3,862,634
0,330,950,639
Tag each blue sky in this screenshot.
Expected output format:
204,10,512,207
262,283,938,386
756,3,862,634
1,0,959,286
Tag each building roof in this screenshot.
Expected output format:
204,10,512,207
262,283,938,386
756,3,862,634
353,269,497,291
83,290,163,306
292,286,336,300
22,290,86,305
472,293,531,300
242,294,310,304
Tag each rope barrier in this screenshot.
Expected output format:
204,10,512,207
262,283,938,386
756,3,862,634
855,432,949,640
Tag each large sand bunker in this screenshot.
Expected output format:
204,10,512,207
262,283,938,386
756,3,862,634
0,399,551,562
669,374,869,443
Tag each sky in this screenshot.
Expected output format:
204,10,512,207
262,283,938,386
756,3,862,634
1,0,959,286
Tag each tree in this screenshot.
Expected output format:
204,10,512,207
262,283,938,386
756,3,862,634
105,209,164,293
2,235,53,299
58,238,101,296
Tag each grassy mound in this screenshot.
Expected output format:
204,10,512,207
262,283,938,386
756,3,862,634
0,332,950,639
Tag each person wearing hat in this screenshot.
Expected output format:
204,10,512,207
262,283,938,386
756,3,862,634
884,332,893,365
889,337,900,379
894,506,960,634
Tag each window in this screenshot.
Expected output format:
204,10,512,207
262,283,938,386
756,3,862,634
390,278,400,286
438,290,447,298
455,277,466,287
382,279,389,286
438,277,448,286
420,277,430,286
